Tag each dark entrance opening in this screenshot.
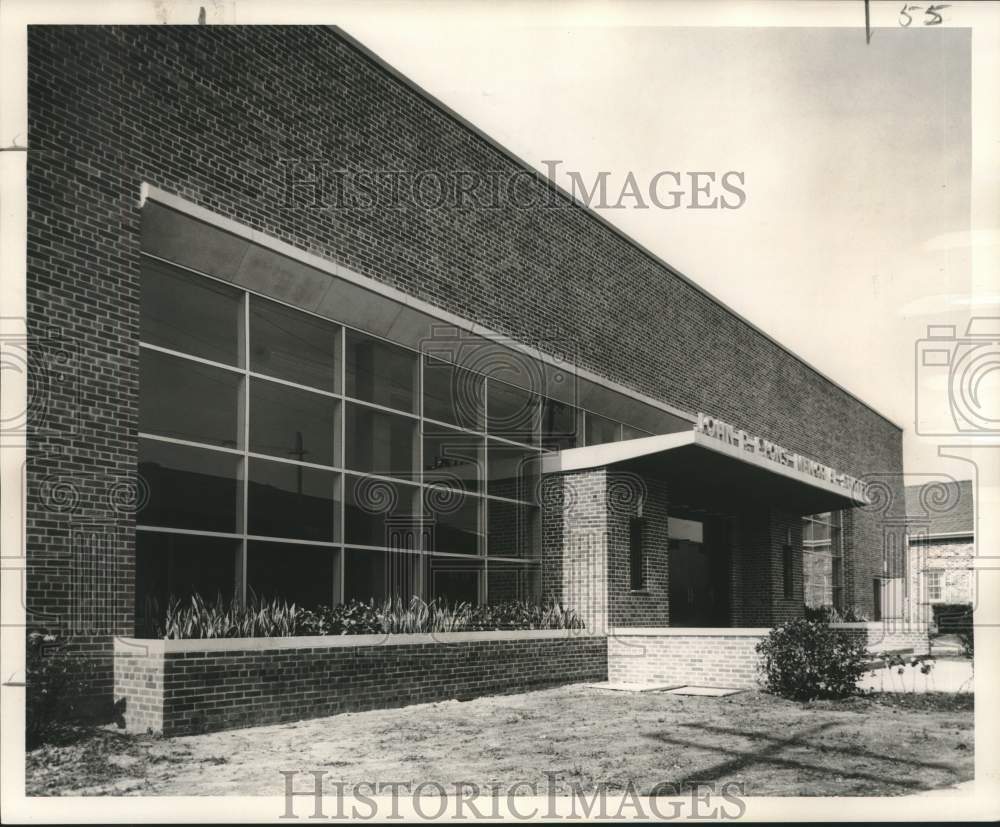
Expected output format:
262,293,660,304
668,513,731,626
873,578,882,622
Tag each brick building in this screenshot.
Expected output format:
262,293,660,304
27,25,906,713
906,480,975,624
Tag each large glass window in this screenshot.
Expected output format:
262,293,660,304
135,532,239,634
802,511,843,609
247,541,335,608
345,403,417,481
487,380,539,446
344,475,420,549
423,355,483,431
250,378,338,467
541,398,579,452
138,439,241,533
140,259,242,366
487,500,540,559
139,349,242,448
247,458,339,542
345,331,417,413
424,487,480,556
250,296,340,392
585,412,621,446
422,425,482,492
138,255,684,612
487,442,540,502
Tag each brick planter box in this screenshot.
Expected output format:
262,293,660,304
607,627,770,689
114,630,607,736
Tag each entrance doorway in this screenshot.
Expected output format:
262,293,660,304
668,515,730,626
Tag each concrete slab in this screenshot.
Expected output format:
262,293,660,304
667,686,745,697
584,682,684,693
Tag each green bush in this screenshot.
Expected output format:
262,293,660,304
755,618,869,700
26,633,92,748
152,594,583,639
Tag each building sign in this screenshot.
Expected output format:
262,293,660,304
695,413,872,504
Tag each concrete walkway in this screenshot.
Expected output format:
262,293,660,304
858,658,973,694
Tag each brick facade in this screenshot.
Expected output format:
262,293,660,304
607,630,766,689
908,537,975,624
114,632,607,736
28,26,903,714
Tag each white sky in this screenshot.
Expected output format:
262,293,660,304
320,8,995,487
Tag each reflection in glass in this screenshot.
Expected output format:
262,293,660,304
486,442,539,502
138,439,241,533
425,556,482,605
250,296,339,392
344,475,419,549
344,548,419,604
250,378,337,467
487,500,539,559
487,380,539,445
140,258,242,366
541,397,578,451
585,412,621,446
247,458,338,542
135,532,238,633
139,349,241,448
422,427,482,492
487,560,540,604
247,541,334,609
423,356,483,431
345,331,416,413
345,403,416,480
424,487,480,555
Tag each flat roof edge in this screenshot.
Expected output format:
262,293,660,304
324,24,902,433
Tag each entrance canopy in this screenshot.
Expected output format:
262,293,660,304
542,431,869,516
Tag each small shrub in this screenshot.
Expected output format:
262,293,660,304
755,618,869,700
26,633,92,748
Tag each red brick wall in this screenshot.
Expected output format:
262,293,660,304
114,633,608,736
28,26,902,711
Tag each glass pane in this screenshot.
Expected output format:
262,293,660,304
424,488,480,555
425,556,482,606
246,541,334,609
247,458,338,541
140,258,242,366
139,349,242,448
423,356,484,431
487,380,539,445
344,475,420,549
541,398,578,451
585,412,621,446
135,532,239,634
345,403,417,480
250,296,340,392
487,442,540,502
487,500,539,559
138,439,241,532
345,331,417,413
487,560,540,604
250,378,338,467
422,426,482,492
344,548,419,604
622,423,652,441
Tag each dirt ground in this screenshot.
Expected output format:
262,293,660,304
26,684,973,798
